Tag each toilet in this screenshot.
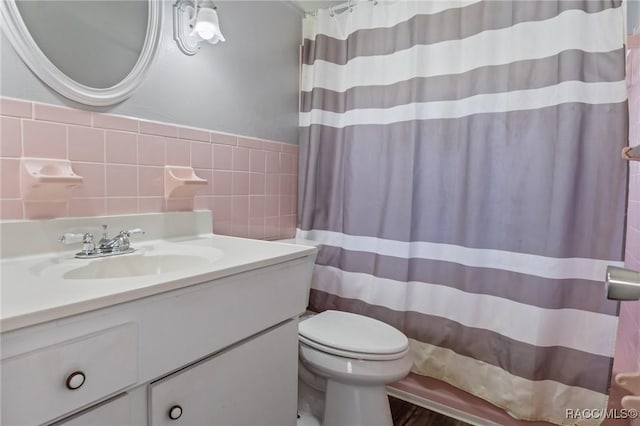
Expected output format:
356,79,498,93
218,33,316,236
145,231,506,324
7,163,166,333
277,239,413,426
297,310,413,426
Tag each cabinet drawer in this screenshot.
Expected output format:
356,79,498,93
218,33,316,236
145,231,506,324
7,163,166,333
2,323,137,426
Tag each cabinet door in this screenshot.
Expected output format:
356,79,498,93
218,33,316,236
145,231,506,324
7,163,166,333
52,393,130,426
149,320,298,426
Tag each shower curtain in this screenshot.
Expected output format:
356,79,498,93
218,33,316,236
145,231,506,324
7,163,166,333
298,1,628,425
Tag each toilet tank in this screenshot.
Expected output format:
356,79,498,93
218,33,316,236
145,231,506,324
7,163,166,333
277,239,320,318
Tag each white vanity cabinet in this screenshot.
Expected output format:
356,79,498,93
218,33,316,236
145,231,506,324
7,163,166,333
1,255,314,426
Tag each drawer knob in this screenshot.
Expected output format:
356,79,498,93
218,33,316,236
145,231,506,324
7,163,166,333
65,371,86,390
168,405,183,420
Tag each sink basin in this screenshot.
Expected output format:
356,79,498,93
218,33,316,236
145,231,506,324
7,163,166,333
64,254,214,279
36,244,224,280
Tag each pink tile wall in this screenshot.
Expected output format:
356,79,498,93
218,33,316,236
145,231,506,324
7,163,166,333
627,36,640,276
0,97,298,240
606,36,640,424
622,36,640,373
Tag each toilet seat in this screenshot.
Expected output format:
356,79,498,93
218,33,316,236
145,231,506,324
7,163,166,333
299,310,409,361
299,335,409,361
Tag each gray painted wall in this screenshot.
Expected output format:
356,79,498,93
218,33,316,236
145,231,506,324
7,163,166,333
0,1,302,144
630,0,640,34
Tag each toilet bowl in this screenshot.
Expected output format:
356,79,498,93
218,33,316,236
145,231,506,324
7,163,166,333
298,310,413,426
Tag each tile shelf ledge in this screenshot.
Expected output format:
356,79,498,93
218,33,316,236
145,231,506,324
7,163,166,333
622,146,640,161
616,371,640,412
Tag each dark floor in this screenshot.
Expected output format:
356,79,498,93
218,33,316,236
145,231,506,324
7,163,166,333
390,396,471,426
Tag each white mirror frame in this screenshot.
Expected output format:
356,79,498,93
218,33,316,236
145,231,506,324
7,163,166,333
0,0,163,106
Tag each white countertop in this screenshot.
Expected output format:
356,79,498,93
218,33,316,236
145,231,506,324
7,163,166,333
1,234,316,333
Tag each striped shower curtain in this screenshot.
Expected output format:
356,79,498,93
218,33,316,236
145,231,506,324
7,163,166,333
297,1,628,425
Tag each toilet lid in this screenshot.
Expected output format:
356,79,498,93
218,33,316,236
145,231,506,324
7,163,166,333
299,311,409,356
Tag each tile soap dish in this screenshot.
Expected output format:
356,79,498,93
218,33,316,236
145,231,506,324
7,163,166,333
616,371,640,412
21,158,83,201
164,166,207,199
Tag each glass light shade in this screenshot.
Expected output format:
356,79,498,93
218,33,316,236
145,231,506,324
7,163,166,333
194,21,215,40
194,7,224,42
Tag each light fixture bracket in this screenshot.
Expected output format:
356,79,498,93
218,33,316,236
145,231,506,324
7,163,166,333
173,0,200,55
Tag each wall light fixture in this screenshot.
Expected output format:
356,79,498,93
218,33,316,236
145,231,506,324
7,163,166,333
174,0,225,56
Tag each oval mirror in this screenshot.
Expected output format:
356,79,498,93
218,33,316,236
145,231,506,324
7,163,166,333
0,0,163,106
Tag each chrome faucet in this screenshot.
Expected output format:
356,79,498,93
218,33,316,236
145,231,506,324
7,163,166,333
60,225,145,259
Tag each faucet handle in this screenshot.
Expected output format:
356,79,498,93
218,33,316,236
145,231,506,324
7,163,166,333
112,228,144,252
60,232,95,256
122,228,144,237
59,232,93,245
